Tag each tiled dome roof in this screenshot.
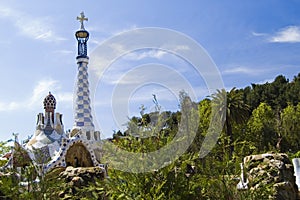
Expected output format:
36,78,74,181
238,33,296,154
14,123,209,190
43,92,56,110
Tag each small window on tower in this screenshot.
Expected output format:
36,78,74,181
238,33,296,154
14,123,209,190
94,132,98,141
86,131,91,140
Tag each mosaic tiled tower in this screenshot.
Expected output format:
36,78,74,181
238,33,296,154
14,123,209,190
3,12,104,175
73,12,94,132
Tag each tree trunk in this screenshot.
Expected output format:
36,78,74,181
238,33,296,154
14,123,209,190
226,119,233,159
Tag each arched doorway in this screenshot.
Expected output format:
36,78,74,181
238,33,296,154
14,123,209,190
65,142,94,167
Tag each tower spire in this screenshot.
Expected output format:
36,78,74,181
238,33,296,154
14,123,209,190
73,12,94,132
75,12,89,58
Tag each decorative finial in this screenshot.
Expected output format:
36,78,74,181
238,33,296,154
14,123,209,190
77,11,88,30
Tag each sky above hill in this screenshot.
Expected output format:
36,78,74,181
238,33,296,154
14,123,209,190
0,0,299,142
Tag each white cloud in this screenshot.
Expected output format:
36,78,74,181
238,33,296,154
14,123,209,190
269,26,300,43
121,46,190,61
56,92,73,103
123,49,167,60
251,31,267,37
256,78,274,85
0,6,13,17
0,5,65,42
0,78,72,112
223,66,263,75
90,47,193,87
28,79,60,107
111,25,138,35
0,102,21,111
173,45,190,51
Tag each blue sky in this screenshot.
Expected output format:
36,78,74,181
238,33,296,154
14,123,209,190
0,0,299,141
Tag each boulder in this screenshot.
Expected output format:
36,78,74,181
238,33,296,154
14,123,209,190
59,166,106,185
243,153,298,199
57,166,106,199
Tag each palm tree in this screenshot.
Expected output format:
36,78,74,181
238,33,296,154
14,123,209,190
211,87,250,158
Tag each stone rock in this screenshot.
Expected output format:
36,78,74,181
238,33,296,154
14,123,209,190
243,153,298,200
70,176,84,187
56,166,106,199
59,166,106,185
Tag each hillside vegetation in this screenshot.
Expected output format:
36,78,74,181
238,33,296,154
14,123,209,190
1,73,300,199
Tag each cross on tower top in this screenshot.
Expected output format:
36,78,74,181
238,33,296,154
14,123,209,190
77,12,88,30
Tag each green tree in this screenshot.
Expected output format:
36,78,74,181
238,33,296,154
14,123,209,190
211,88,250,158
186,98,212,153
0,141,11,167
287,73,300,106
263,75,289,109
198,98,211,135
247,102,277,152
280,102,300,152
242,75,292,111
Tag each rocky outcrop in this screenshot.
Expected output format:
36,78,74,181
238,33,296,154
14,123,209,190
56,166,106,199
59,166,106,185
243,153,298,200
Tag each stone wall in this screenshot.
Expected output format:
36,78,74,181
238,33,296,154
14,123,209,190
57,166,106,199
243,153,298,200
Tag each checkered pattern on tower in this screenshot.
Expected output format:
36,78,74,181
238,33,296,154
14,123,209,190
74,58,95,131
